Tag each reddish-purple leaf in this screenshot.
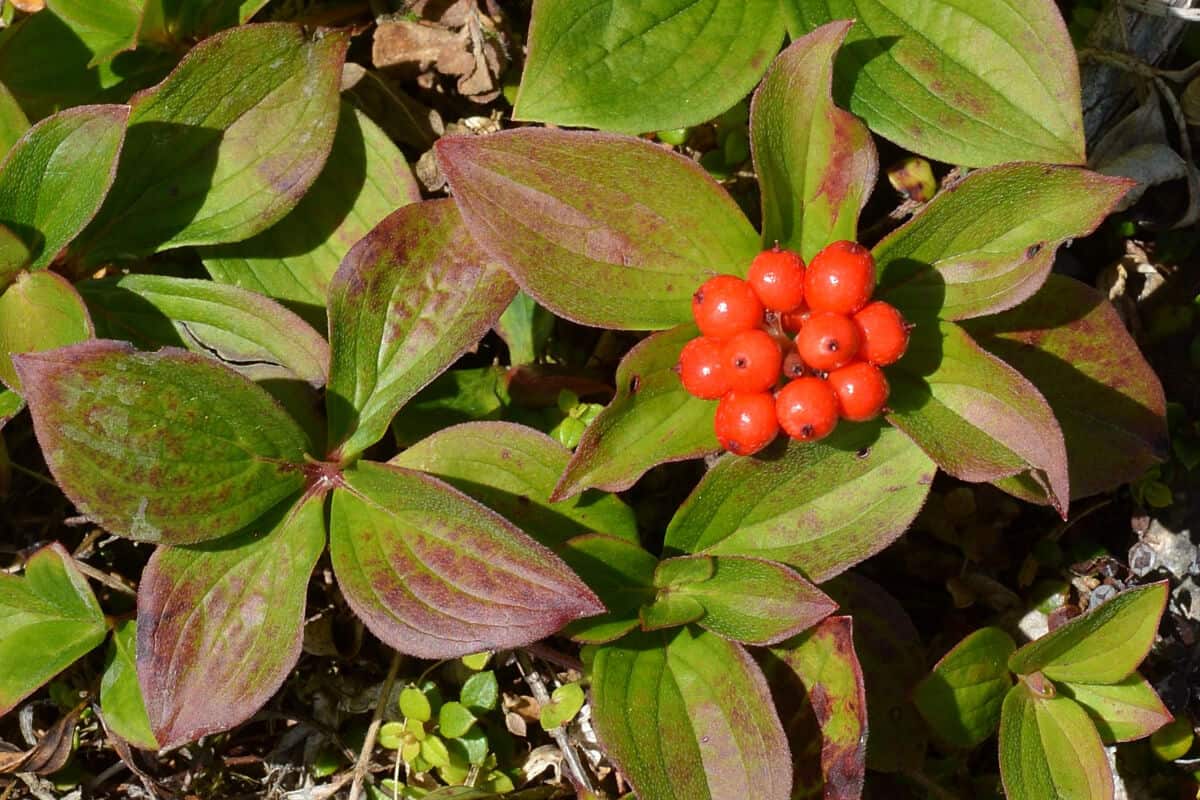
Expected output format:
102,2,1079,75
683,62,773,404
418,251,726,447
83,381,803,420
437,128,761,330
137,493,325,749
963,275,1167,501
751,21,877,261
762,616,868,800
326,199,516,461
328,461,603,659
15,340,310,544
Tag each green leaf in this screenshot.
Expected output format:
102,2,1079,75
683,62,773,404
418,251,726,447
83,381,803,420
137,493,324,749
875,166,1131,320
886,321,1070,515
391,422,637,552
539,682,584,730
400,686,432,723
750,22,876,260
784,0,1085,167
142,0,269,41
202,102,421,326
436,129,761,330
963,275,1168,501
438,701,477,739
74,23,348,264
328,461,604,659
761,616,867,800
326,199,516,460
664,423,935,581
1150,716,1194,761
421,733,451,768
495,291,554,367
654,556,715,588
554,325,718,499
913,626,1015,748
1059,674,1173,743
1009,581,1168,684
16,340,309,544
0,543,107,716
391,366,510,448
653,556,836,646
590,627,791,800
0,223,31,287
0,388,23,427
47,0,145,66
0,270,92,391
514,0,785,134
460,671,498,714
559,534,658,644
1000,685,1114,800
99,619,157,750
0,104,127,268
0,81,29,159
640,593,706,631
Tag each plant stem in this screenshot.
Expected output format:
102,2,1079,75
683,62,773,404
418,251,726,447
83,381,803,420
349,649,403,800
515,650,594,794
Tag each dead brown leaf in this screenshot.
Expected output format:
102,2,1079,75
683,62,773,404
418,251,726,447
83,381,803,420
0,705,83,776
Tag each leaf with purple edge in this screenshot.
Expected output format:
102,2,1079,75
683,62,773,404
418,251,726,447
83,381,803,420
553,324,717,500
751,21,877,261
874,165,1132,321
0,104,127,269
74,24,348,264
137,492,324,749
886,320,1070,515
590,626,792,800
1059,674,1173,744
328,460,603,659
326,199,516,461
0,543,107,717
436,128,761,331
664,422,935,581
0,270,93,392
761,616,867,800
1009,581,1168,684
99,619,157,750
15,340,309,544
913,626,1016,749
963,274,1167,502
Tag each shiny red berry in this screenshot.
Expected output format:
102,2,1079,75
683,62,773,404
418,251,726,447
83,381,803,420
721,329,783,393
692,275,764,340
795,311,861,371
775,378,839,442
715,391,779,456
779,306,811,334
676,336,729,399
748,245,806,312
827,362,889,421
804,240,875,314
854,301,910,366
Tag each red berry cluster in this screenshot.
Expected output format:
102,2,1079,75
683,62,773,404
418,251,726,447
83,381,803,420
677,241,911,456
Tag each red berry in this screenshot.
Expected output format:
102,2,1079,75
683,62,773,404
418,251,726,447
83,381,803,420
794,311,861,371
748,246,806,312
827,362,889,421
692,275,764,340
775,378,839,442
854,301,910,366
779,306,811,334
715,391,779,456
804,240,875,314
721,329,783,393
677,336,729,399
781,349,807,379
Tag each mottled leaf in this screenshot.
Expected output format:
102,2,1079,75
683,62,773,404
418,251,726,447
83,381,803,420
391,422,638,552
875,166,1131,320
99,619,156,750
963,275,1167,501
138,493,324,749
48,0,145,66
751,22,876,260
664,422,934,581
437,129,761,330
554,325,717,500
590,627,791,800
887,321,1070,515
203,102,421,326
1009,581,1168,684
515,0,785,133
75,24,348,264
0,543,107,716
0,81,29,158
328,461,603,659
0,270,92,391
326,199,516,460
784,0,1085,166
762,616,867,800
0,104,127,268
15,340,309,544
1060,674,1173,744
913,626,1015,748
1000,685,1114,800
559,534,658,644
